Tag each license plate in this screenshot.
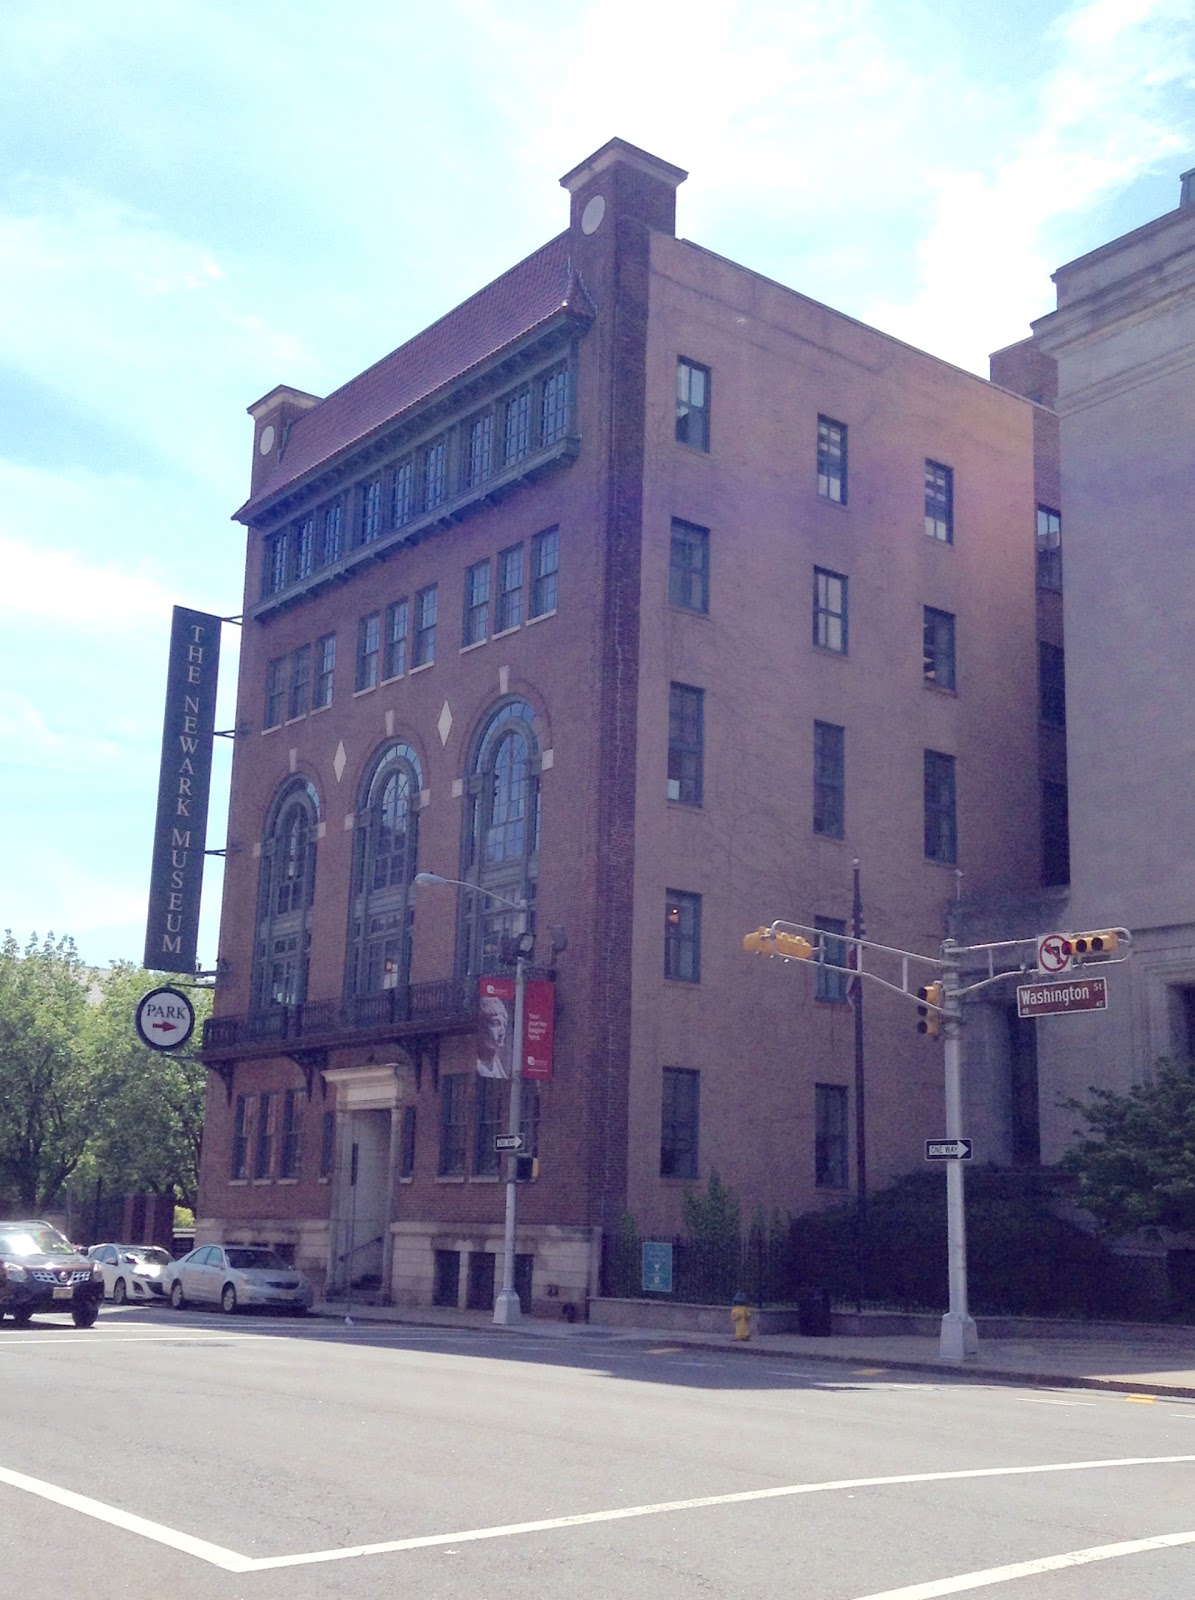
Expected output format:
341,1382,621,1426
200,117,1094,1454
52,1286,72,1301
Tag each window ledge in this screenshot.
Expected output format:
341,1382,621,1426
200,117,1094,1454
460,638,488,654
924,683,958,697
380,672,405,687
352,684,378,698
525,609,556,626
492,625,521,641
816,494,849,511
471,1173,500,1184
261,724,281,735
435,1173,466,1183
409,661,435,675
229,1178,249,1186
276,1177,299,1186
310,702,332,715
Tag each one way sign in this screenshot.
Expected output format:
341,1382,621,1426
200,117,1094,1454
925,1138,973,1161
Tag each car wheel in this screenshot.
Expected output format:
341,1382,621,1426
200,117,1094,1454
72,1301,100,1329
113,1278,127,1305
221,1284,238,1314
170,1281,186,1310
11,1309,32,1327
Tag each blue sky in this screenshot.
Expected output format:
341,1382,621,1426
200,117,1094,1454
1,0,1192,969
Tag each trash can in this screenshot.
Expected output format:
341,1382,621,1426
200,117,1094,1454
797,1286,832,1336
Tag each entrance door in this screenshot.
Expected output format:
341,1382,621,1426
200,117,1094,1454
334,1108,391,1295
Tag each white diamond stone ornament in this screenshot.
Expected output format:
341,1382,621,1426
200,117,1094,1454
333,740,347,782
437,701,453,747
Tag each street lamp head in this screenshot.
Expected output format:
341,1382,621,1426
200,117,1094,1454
414,871,527,913
413,872,453,888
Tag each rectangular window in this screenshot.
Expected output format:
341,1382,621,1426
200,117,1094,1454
474,1076,504,1176
676,358,710,450
504,389,531,464
668,683,704,805
313,633,336,708
923,607,956,690
530,527,559,617
815,1084,849,1188
320,1110,335,1179
321,503,343,566
254,1091,276,1179
391,460,415,529
463,560,490,646
540,367,569,445
424,438,447,509
1036,506,1062,591
924,749,958,864
660,1067,700,1179
1039,641,1066,727
814,917,848,1003
466,413,494,488
279,1089,303,1179
295,516,315,579
669,518,710,613
356,612,380,692
264,658,285,730
813,567,848,653
359,476,383,545
1042,779,1070,887
438,1075,467,1176
232,1094,253,1180
383,599,408,680
495,545,524,632
414,585,437,667
265,530,290,596
813,721,845,837
925,460,954,542
664,889,701,982
287,644,311,720
817,416,848,504
399,1105,417,1178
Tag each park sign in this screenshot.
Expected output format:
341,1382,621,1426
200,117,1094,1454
143,607,222,974
1016,976,1109,1018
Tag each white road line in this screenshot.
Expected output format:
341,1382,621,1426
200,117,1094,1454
846,1529,1195,1600
4,1453,1193,1574
0,1466,251,1572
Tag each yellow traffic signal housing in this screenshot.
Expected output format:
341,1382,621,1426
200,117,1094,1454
773,930,814,962
1066,930,1120,959
917,982,944,1036
514,1155,539,1182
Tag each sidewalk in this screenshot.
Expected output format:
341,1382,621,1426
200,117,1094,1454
312,1299,1195,1399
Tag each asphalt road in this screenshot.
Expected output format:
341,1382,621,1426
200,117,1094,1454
2,1305,1194,1600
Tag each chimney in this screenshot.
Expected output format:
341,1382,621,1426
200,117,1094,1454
1180,167,1195,209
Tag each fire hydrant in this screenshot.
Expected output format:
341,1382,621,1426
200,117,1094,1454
731,1293,752,1341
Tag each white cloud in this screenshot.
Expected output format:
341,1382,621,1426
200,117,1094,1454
861,0,1195,369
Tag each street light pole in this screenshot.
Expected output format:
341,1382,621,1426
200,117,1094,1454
493,950,526,1326
412,871,528,1328
938,939,977,1362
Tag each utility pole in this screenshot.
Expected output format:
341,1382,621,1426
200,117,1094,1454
937,940,976,1361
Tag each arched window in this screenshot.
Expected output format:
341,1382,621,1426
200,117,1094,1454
253,778,320,1012
460,700,541,973
347,742,422,1005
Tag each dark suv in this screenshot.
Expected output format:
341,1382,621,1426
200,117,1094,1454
0,1220,104,1328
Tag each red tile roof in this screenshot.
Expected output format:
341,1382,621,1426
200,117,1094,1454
240,232,587,519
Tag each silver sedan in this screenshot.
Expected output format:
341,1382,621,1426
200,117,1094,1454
163,1245,313,1315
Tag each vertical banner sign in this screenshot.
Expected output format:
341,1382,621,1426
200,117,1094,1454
143,607,222,973
474,975,556,1080
521,979,555,1081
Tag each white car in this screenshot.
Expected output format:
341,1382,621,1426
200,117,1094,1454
163,1245,313,1315
87,1243,171,1304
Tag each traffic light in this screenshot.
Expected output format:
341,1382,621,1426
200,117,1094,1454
513,1154,539,1182
1065,930,1120,960
917,982,944,1036
743,927,813,961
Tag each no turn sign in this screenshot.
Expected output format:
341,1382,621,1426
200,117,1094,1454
1036,932,1073,976
135,986,196,1051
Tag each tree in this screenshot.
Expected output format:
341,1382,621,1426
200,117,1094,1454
81,963,210,1211
0,933,99,1210
1062,1059,1195,1238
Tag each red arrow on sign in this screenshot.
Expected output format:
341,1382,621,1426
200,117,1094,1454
151,1020,179,1033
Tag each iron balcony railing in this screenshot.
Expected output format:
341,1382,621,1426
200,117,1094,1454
202,977,474,1053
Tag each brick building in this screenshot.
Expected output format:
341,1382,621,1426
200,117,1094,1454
197,139,1054,1312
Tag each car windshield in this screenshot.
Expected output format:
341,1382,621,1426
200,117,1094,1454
0,1225,76,1258
226,1248,288,1271
123,1246,170,1265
